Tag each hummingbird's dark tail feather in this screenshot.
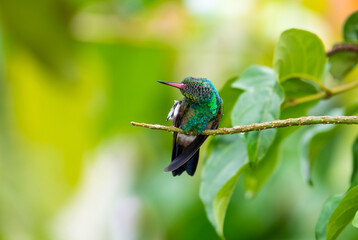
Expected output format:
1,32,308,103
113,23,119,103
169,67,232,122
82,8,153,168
172,165,185,176
185,150,199,176
172,150,199,176
165,135,208,174
172,144,185,176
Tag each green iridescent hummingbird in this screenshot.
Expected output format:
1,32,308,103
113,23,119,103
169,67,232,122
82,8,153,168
158,77,223,176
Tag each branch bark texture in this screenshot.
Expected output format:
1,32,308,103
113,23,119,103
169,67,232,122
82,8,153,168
131,116,358,136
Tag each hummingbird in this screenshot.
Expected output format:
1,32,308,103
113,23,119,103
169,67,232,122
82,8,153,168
158,77,223,176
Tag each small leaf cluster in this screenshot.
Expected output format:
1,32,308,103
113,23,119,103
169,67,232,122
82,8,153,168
200,10,358,239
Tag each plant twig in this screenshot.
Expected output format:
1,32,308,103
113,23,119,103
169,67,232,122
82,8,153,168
282,79,358,108
326,43,358,56
131,116,358,136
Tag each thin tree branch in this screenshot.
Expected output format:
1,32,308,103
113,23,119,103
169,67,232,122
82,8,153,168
326,43,358,56
131,116,358,136
282,79,358,108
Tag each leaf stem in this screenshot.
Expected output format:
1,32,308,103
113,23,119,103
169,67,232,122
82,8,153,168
131,116,358,136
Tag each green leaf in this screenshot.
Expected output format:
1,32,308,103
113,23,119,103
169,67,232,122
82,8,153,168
346,102,358,116
300,109,342,184
343,10,358,43
273,28,326,84
281,77,320,99
280,77,320,112
242,123,297,197
243,132,281,197
217,77,242,128
316,195,344,240
213,163,248,237
326,185,358,240
300,124,336,185
353,211,358,228
231,65,284,164
328,50,358,80
200,135,248,237
280,78,320,120
352,135,358,184
316,136,358,239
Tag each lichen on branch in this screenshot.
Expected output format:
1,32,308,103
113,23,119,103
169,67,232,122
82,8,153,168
131,116,358,136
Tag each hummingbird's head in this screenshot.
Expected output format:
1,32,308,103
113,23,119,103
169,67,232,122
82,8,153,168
158,77,217,103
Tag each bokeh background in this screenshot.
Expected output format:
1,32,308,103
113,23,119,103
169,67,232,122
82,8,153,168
1,0,358,239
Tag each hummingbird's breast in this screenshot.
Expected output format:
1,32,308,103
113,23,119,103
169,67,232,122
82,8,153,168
167,89,222,135
181,92,221,134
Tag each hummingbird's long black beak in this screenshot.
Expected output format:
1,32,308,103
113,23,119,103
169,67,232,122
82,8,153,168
158,81,185,89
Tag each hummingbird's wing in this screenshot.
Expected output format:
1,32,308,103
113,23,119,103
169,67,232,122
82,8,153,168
166,104,223,175
170,100,184,161
170,100,197,176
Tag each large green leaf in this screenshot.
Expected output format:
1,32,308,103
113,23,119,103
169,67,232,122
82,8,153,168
213,163,248,238
328,50,358,80
353,211,358,228
346,102,358,116
280,81,319,120
280,77,320,111
316,195,344,240
243,131,281,197
343,10,358,43
299,124,335,185
200,135,248,237
326,185,358,240
281,77,320,99
273,29,326,84
231,65,284,164
217,77,242,128
352,136,358,184
242,119,298,197
316,136,358,239
299,109,342,184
